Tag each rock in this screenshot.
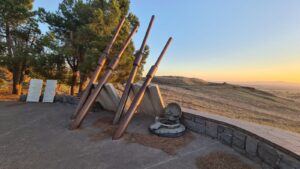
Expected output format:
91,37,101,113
54,95,62,103
62,95,67,103
19,95,27,102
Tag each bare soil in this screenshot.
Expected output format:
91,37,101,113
196,151,255,169
91,116,195,155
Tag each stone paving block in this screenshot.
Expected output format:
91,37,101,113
183,119,205,134
194,117,205,124
246,136,258,157
205,121,218,138
232,130,246,152
278,153,300,169
262,163,273,169
218,126,233,146
182,113,194,120
258,142,280,168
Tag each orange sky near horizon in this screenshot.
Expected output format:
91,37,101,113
156,61,300,84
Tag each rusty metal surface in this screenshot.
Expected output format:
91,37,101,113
69,25,139,130
113,15,155,124
113,37,173,139
71,17,126,120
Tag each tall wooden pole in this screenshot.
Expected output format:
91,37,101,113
113,37,173,139
69,25,139,130
113,15,155,124
71,17,126,119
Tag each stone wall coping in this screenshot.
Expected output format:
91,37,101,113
182,108,300,161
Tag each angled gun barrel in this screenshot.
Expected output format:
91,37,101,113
113,37,173,139
113,15,155,124
71,17,126,120
69,25,139,130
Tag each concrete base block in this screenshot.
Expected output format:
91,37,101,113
205,121,218,138
218,126,233,146
278,154,300,169
232,131,246,152
258,143,280,168
246,136,258,157
183,119,205,134
130,83,165,116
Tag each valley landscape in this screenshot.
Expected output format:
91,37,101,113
152,76,300,134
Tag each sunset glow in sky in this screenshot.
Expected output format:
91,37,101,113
34,0,300,83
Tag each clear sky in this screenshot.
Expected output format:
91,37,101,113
34,0,300,83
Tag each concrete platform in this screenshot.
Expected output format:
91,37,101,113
0,102,259,169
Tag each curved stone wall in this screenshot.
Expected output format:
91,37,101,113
182,110,300,169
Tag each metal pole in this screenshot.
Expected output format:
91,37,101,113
69,25,139,130
71,17,126,119
113,15,155,124
113,37,172,139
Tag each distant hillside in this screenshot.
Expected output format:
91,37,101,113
152,76,208,86
153,76,300,134
229,81,300,91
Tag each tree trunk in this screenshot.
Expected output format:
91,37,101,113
78,73,87,95
70,70,78,95
12,70,22,95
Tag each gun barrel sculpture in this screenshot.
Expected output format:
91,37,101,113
113,37,173,139
71,17,126,120
70,25,139,130
113,15,155,124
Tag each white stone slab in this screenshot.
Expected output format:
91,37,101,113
42,80,57,103
26,79,43,102
96,83,120,112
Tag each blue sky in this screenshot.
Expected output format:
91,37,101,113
33,0,300,83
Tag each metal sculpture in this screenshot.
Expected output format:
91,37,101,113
71,17,126,120
70,25,139,130
113,15,155,124
113,37,173,139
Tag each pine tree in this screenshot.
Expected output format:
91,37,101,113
0,0,40,95
39,0,146,95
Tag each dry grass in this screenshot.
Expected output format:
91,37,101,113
90,117,117,141
0,93,19,101
125,131,194,155
153,76,300,134
196,151,255,169
90,116,195,155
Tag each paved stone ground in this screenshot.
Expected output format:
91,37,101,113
0,102,259,169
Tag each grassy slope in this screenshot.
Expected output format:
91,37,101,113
152,76,300,133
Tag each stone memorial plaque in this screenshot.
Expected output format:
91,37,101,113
43,80,57,103
26,79,43,102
